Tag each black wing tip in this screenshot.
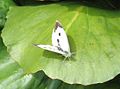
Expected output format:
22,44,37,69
55,20,63,30
32,43,38,47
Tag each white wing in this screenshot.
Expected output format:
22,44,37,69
33,20,71,57
52,20,70,52
34,44,65,55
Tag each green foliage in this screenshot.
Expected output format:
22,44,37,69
2,2,120,85
0,0,120,88
14,0,120,10
0,0,15,30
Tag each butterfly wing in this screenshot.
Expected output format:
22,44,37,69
33,20,71,57
52,20,70,52
34,44,65,55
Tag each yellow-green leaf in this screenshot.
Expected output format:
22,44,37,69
2,2,120,85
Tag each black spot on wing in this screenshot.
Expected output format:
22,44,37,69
57,47,68,54
57,39,59,42
57,47,63,52
64,51,68,54
57,39,60,46
59,33,61,36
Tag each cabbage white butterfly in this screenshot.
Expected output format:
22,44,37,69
34,20,72,58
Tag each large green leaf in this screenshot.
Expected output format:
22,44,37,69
0,34,120,89
2,3,120,85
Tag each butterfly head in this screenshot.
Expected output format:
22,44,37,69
63,51,72,58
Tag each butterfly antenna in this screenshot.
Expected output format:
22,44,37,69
71,52,76,58
71,52,76,55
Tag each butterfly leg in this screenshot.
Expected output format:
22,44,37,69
63,57,67,62
68,57,71,61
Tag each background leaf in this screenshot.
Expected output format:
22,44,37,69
0,0,15,30
13,0,120,10
2,2,120,85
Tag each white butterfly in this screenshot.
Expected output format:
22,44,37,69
34,20,72,58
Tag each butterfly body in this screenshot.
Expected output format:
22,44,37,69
34,20,72,58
